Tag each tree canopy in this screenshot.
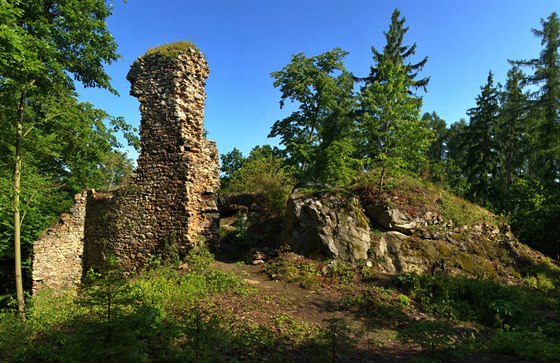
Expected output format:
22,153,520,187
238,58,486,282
0,0,127,315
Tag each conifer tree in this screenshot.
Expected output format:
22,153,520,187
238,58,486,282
357,59,432,190
358,9,429,92
357,9,432,190
511,12,560,190
464,72,501,206
497,66,529,209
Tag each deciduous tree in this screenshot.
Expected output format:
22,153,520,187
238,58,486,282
269,49,355,185
0,0,120,316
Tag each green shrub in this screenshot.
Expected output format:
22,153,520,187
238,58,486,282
143,40,200,58
223,147,294,216
323,259,356,285
264,256,321,288
396,272,528,327
398,320,460,358
487,330,560,362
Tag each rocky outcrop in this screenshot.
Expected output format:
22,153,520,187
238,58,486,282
366,205,417,234
281,189,551,280
283,193,371,263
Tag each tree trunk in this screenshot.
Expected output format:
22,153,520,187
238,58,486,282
14,92,25,318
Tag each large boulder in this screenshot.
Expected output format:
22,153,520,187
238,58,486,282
283,193,371,263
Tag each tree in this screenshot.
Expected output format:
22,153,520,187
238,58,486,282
511,12,560,190
496,66,529,209
358,8,429,92
463,72,501,206
269,48,356,185
0,0,120,316
357,58,432,190
220,148,246,190
223,146,294,216
422,112,448,161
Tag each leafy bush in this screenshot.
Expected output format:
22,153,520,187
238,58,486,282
264,255,321,288
398,320,460,358
222,146,294,216
487,330,560,362
396,272,528,327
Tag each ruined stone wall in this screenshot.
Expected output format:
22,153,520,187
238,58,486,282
84,47,220,272
33,45,220,291
32,192,87,293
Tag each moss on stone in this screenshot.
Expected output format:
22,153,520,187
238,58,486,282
143,41,201,59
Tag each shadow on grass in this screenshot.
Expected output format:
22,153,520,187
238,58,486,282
2,301,402,363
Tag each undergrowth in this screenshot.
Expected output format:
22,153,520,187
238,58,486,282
1,245,559,362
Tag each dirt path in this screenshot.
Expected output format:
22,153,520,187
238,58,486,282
212,260,418,362
211,259,535,363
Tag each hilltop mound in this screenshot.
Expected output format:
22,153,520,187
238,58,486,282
222,172,559,284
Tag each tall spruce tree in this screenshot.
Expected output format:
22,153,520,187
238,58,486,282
357,9,432,190
464,72,501,206
357,58,432,190
497,66,529,209
511,12,560,190
358,9,429,92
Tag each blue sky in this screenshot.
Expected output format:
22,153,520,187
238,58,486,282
76,0,559,160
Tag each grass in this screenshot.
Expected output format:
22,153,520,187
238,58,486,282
355,169,500,227
143,40,201,59
1,245,559,362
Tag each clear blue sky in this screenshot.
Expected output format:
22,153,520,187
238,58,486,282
76,0,559,160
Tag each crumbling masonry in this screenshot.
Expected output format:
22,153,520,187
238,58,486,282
32,45,219,293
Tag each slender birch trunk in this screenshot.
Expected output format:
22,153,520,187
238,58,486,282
14,92,25,318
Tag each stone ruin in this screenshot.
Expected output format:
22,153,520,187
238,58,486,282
32,44,220,293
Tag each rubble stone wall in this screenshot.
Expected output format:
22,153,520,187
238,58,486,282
32,45,220,292
31,192,87,294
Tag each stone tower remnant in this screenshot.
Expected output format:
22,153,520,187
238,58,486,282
32,42,220,291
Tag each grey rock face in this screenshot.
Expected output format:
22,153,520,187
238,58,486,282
284,193,371,263
366,205,417,234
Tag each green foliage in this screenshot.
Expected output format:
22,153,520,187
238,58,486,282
321,318,354,362
463,71,501,205
357,57,433,188
441,12,560,258
395,272,534,328
0,0,134,309
511,12,560,189
222,145,294,216
143,40,201,58
269,48,357,185
264,255,321,288
398,320,460,358
272,313,320,346
507,178,560,257
343,286,409,320
487,330,560,362
360,9,429,91
0,246,253,362
219,147,245,189
323,259,356,285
